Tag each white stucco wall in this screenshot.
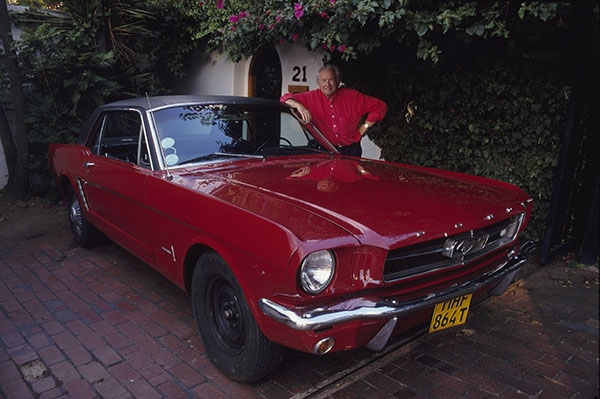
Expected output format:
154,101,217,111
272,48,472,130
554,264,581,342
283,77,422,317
187,54,238,95
277,43,326,93
183,52,252,96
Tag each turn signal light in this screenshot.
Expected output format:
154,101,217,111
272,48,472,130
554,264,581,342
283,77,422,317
313,337,335,355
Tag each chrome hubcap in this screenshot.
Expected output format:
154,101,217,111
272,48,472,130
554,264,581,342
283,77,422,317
69,197,83,237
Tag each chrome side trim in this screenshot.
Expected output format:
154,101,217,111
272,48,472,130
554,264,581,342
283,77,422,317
259,250,529,332
76,179,89,211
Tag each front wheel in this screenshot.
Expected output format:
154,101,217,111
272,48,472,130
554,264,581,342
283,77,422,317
191,252,284,382
67,186,99,248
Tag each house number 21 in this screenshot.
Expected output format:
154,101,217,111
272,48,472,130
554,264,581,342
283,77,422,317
292,66,307,82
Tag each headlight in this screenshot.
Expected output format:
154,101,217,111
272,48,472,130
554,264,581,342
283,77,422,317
299,250,336,294
499,213,524,241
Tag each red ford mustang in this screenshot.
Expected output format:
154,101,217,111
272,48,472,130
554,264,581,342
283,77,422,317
49,95,534,382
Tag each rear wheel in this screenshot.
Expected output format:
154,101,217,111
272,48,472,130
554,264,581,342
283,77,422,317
191,252,283,382
67,186,99,248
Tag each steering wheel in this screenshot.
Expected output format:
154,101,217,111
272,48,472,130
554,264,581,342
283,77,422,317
257,137,293,152
279,137,293,147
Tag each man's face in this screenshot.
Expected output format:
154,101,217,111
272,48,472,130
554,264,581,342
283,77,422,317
317,69,338,98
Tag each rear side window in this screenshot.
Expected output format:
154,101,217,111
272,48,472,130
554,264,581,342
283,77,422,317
88,110,149,166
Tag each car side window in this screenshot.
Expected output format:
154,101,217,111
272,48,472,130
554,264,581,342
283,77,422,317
87,110,150,167
99,111,142,164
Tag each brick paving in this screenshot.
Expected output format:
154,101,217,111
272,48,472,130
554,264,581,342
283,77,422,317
0,197,598,399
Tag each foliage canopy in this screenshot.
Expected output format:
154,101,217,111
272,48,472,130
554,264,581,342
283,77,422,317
187,0,568,63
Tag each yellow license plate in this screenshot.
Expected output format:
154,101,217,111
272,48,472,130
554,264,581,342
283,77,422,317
429,294,472,333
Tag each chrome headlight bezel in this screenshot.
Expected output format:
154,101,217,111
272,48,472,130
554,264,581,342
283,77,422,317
499,213,525,242
298,250,336,295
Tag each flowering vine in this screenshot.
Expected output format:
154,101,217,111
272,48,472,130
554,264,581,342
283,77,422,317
207,0,354,60
196,0,562,63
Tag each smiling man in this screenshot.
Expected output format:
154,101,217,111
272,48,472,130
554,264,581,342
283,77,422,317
280,65,387,157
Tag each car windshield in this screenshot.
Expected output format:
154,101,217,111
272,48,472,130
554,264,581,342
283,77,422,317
151,103,331,167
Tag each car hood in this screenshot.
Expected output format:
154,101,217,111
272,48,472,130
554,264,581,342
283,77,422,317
174,156,530,249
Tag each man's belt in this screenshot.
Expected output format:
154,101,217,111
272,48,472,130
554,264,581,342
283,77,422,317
335,142,360,152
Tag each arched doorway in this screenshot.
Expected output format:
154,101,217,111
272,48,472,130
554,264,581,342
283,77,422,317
248,46,282,100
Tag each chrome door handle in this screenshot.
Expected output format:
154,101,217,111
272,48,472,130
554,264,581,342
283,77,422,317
83,162,95,169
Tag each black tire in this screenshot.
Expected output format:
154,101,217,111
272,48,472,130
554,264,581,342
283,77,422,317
67,186,99,248
191,252,284,382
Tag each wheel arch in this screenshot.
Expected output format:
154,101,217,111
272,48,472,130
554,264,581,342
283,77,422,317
182,243,213,294
60,174,75,199
182,241,258,298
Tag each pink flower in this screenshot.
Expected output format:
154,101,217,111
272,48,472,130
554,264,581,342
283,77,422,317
280,39,287,44
258,23,265,29
229,15,239,23
275,16,281,22
338,44,347,52
294,3,304,18
266,10,271,15
291,33,299,42
216,0,223,9
330,0,336,4
238,11,247,18
269,23,275,29
329,44,336,51
320,11,328,18
198,1,204,5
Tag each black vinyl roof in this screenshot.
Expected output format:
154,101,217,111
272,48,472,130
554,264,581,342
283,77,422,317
100,95,286,112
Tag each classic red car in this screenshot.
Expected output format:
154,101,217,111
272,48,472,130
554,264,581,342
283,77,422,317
49,95,534,382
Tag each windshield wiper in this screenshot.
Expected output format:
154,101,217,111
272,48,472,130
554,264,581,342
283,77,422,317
179,152,264,165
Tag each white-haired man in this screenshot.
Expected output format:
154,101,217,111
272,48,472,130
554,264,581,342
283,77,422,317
280,65,387,157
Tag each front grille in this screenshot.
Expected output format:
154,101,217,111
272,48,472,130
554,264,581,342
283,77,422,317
383,214,523,282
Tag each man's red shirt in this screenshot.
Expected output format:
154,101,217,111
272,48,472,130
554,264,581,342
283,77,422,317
280,87,387,146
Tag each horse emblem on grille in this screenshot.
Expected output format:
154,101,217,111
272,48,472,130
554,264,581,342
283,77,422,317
442,233,489,260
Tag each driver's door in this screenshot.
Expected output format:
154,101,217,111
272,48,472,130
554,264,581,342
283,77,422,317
82,110,153,264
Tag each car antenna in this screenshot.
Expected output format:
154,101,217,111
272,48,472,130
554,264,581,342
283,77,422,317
146,92,173,181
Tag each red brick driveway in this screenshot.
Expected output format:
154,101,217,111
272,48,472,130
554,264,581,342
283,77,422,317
1,198,598,399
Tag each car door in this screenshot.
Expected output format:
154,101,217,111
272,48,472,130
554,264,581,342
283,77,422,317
82,110,154,265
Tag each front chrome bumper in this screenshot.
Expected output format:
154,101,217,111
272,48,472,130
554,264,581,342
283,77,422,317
259,243,534,333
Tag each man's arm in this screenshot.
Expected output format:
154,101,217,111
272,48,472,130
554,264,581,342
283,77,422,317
356,91,387,136
359,120,376,137
283,98,312,124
